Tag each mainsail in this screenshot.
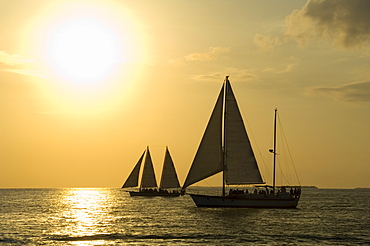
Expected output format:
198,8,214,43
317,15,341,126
122,151,145,188
159,147,181,189
140,147,158,188
224,80,264,184
183,77,264,189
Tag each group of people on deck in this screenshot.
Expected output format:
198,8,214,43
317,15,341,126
228,186,301,198
289,187,301,198
140,188,179,194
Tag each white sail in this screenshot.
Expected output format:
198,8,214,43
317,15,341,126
183,85,224,188
140,147,158,188
224,80,264,184
159,147,181,189
122,151,145,188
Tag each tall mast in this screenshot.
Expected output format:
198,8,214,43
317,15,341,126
273,108,277,192
222,76,229,196
139,146,150,191
139,146,148,190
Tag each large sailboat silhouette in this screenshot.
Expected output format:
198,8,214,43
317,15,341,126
182,76,301,208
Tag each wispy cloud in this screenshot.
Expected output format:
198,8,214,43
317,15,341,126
184,47,230,61
285,0,370,49
0,50,44,77
192,67,257,83
3,69,46,77
169,47,230,67
263,56,301,74
0,50,34,66
309,81,370,102
253,34,282,53
263,63,298,74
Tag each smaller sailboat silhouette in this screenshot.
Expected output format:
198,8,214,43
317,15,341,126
122,146,182,197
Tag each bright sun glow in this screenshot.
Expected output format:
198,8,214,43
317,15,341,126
47,17,121,83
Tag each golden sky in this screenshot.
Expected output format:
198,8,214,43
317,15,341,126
1,0,369,188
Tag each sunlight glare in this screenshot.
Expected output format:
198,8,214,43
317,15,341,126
47,17,121,83
58,189,112,239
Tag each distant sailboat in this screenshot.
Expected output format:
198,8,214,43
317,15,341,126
122,146,182,197
182,76,301,208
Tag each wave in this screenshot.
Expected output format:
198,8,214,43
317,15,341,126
49,233,237,242
49,232,369,245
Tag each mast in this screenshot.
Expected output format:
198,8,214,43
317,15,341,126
222,76,229,196
273,108,277,192
139,146,148,190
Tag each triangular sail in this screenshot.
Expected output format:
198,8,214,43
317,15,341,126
122,151,145,188
183,85,224,188
140,147,158,188
159,147,181,189
224,79,264,184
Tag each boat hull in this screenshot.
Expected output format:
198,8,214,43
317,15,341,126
189,194,299,208
129,191,181,197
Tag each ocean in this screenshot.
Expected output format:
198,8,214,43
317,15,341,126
0,188,369,245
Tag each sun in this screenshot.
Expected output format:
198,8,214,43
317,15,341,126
46,17,121,83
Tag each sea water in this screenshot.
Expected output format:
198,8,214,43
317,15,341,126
0,188,369,245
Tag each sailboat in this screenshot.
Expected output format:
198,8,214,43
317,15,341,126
122,146,182,197
182,76,301,208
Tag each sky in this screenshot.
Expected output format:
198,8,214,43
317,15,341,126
1,0,369,189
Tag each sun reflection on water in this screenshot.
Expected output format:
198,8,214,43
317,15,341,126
55,188,115,244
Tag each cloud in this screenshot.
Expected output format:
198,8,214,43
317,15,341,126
253,34,282,52
285,0,370,48
263,56,301,74
184,47,230,61
169,47,230,66
192,67,257,83
168,58,186,67
263,63,298,74
0,50,45,77
309,81,370,102
0,50,34,66
3,69,46,78
192,72,224,82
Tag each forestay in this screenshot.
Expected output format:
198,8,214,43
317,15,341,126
182,85,224,188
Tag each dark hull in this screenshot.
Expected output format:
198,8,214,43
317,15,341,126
129,191,181,197
189,194,299,208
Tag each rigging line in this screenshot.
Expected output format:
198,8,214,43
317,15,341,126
276,124,293,186
276,162,292,185
277,127,293,184
196,178,223,196
277,115,301,186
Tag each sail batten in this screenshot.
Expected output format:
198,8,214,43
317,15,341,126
160,147,181,189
